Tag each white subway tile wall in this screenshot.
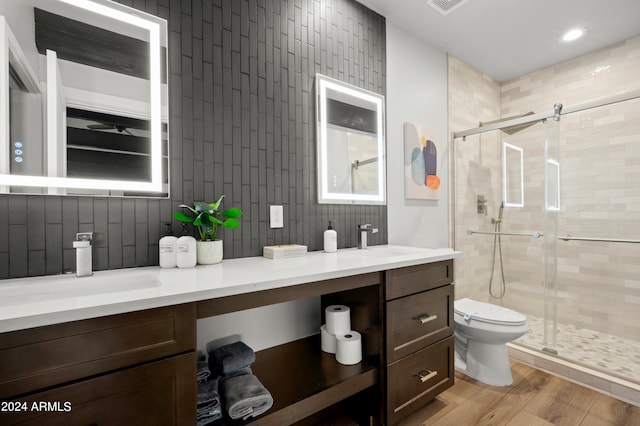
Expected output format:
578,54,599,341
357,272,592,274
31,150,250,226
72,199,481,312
447,54,501,303
498,36,640,342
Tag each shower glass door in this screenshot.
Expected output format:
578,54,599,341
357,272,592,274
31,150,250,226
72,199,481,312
549,97,640,383
452,95,640,385
542,118,559,353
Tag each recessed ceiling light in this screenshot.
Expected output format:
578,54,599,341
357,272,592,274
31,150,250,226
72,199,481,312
562,28,585,42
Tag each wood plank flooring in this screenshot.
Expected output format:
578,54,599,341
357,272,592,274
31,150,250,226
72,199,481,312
398,361,640,426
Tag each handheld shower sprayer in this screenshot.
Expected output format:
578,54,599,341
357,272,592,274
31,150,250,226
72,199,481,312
489,201,506,299
491,201,505,224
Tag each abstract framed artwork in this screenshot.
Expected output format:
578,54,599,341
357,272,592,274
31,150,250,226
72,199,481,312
404,122,441,200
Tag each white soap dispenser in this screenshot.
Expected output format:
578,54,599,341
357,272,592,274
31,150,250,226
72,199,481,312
176,223,197,268
159,223,178,268
324,220,337,253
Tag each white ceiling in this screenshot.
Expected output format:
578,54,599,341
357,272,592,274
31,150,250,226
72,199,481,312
357,0,640,82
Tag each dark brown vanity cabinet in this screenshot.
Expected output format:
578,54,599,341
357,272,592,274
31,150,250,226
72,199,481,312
0,304,197,425
384,260,455,425
0,259,456,425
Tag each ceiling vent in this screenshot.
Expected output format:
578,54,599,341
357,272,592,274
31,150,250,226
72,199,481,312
427,0,471,16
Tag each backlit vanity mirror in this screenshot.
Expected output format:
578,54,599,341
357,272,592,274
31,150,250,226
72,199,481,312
315,74,386,205
502,141,524,207
0,0,169,197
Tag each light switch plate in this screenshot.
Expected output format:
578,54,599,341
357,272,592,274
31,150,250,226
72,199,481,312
270,205,284,228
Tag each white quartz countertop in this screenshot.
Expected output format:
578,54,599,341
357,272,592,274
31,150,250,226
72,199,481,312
0,245,461,333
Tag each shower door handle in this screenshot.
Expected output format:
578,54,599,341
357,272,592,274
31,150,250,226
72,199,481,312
415,314,437,324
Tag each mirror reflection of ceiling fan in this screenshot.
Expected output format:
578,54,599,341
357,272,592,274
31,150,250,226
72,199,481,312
67,107,165,139
87,122,134,136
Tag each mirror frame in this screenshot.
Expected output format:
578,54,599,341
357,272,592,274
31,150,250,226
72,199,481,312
0,0,166,195
315,74,386,205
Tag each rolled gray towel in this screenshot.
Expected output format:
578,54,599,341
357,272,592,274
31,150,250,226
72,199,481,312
197,378,222,425
197,360,211,383
223,374,273,420
197,407,221,425
220,367,252,384
197,378,220,407
197,407,221,426
207,341,256,376
197,403,220,419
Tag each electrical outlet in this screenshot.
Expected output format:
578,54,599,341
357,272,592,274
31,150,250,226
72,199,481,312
270,205,283,228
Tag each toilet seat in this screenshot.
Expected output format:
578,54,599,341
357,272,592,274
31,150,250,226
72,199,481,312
454,298,527,326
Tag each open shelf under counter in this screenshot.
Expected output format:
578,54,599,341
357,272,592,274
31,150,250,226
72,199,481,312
216,335,379,425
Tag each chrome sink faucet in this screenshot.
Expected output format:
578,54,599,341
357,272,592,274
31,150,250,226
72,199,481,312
73,232,93,277
357,224,378,249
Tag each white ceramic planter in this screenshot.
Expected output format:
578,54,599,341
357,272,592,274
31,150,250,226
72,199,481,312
196,240,223,264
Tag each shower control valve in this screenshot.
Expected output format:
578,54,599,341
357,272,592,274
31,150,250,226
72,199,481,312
477,195,488,215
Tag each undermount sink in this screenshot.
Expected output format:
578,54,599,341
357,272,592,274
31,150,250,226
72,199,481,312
0,273,160,306
350,246,423,257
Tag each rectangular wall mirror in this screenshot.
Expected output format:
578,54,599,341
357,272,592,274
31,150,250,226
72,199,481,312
315,74,386,205
0,0,169,197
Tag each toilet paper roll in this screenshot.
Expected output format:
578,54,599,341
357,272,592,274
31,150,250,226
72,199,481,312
320,324,337,354
335,331,362,365
325,305,351,336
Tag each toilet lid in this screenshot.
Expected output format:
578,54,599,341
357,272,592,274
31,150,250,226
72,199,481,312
454,298,527,326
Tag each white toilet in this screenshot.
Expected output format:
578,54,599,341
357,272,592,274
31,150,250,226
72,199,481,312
454,298,528,386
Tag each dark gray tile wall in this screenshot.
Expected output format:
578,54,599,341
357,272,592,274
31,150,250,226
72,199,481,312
0,0,387,279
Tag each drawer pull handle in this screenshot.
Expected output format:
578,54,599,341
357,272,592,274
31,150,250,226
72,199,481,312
417,369,437,383
416,314,437,324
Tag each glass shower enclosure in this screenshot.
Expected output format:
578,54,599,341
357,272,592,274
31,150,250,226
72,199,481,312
451,90,640,385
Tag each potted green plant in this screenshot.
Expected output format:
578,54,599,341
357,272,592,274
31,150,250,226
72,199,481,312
174,195,243,264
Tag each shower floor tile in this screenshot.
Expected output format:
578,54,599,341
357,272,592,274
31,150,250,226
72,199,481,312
516,316,640,384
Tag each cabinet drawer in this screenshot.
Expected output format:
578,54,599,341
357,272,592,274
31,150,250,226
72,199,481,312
386,285,453,363
1,352,196,426
0,303,196,398
386,336,454,425
385,260,453,301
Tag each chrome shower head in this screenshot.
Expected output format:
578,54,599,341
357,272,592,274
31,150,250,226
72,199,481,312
479,112,537,135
